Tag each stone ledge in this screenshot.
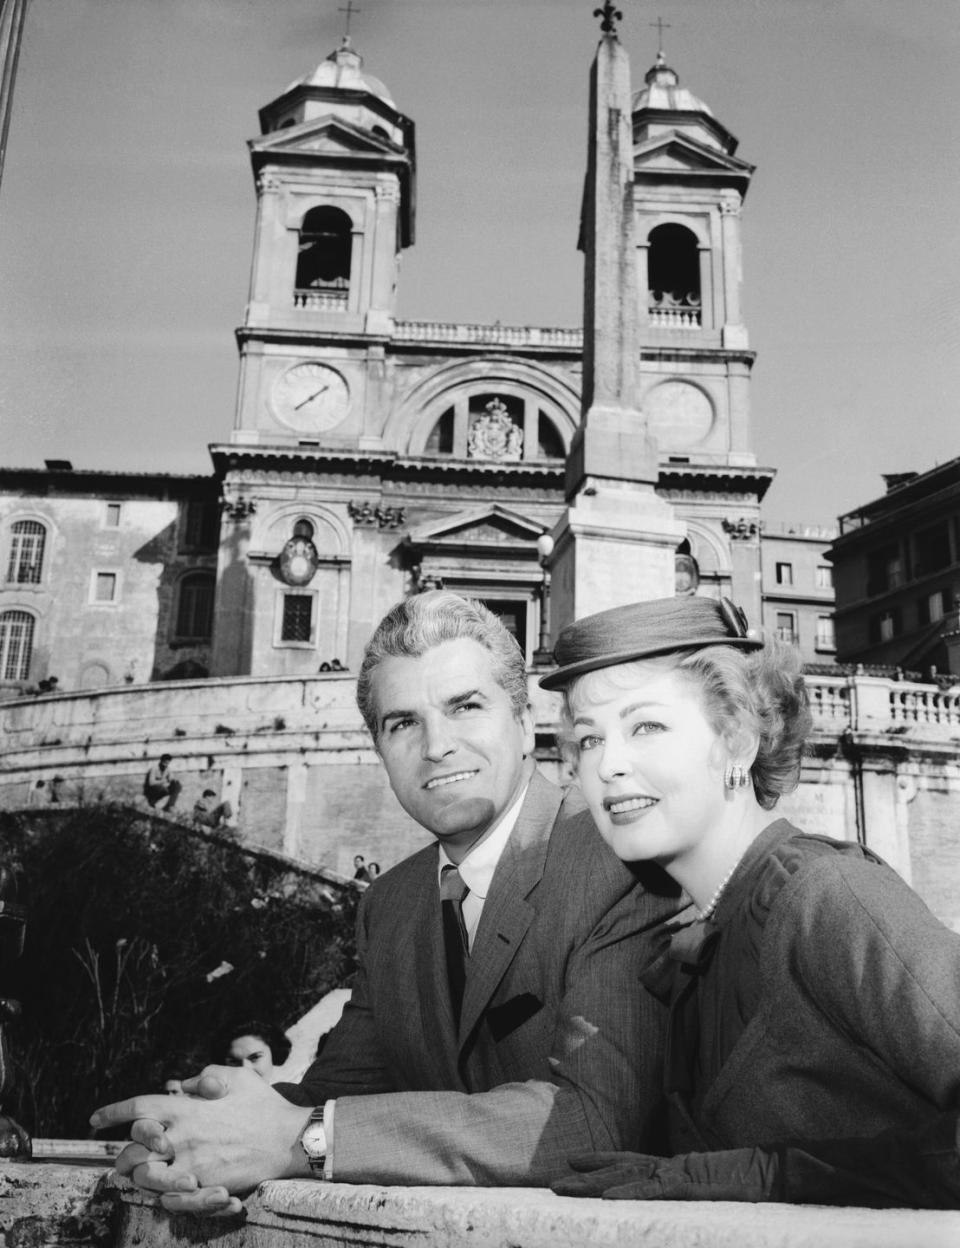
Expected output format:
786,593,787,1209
0,1162,117,1246
115,1175,960,1248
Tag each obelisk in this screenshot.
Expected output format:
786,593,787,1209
548,6,683,633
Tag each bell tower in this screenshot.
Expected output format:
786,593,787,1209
632,50,771,616
232,36,415,446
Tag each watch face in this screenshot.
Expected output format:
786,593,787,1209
301,1119,327,1162
271,362,350,433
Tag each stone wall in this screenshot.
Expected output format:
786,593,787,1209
5,1164,956,1248
1,672,959,925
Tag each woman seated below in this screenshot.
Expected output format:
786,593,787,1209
541,596,960,1208
217,1019,291,1085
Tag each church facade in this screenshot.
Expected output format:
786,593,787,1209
1,36,775,700
20,32,960,929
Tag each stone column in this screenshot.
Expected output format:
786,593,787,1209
283,760,309,859
860,758,912,883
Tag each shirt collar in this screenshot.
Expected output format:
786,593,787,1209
437,781,529,901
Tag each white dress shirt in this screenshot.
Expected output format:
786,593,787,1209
436,782,529,952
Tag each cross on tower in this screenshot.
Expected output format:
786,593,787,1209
649,16,671,55
338,0,360,40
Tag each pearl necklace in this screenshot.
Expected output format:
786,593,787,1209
695,860,741,922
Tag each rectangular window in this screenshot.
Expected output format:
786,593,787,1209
478,598,529,658
0,611,34,681
176,576,215,640
816,565,833,590
914,521,952,578
920,589,946,625
7,522,46,584
867,543,902,595
181,500,221,552
815,615,835,650
775,612,796,643
281,594,314,643
877,608,900,642
94,572,118,603
105,503,122,528
775,562,793,586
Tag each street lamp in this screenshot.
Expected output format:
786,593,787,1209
533,533,555,666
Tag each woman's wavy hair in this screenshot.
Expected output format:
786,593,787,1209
561,636,811,810
356,591,528,743
217,1019,291,1067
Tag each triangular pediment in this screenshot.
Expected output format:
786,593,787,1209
250,116,402,161
408,505,546,551
634,133,754,177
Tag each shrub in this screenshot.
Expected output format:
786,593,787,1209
0,806,358,1139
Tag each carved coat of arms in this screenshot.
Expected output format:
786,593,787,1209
467,399,523,461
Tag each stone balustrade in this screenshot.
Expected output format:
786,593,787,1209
647,306,701,329
393,320,583,349
293,287,349,310
2,667,958,793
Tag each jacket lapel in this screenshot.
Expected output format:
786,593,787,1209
457,767,562,1045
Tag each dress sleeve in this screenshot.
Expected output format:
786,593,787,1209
782,855,960,1110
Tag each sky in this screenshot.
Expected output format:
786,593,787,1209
0,0,958,526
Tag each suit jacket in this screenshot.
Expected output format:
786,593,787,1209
276,767,677,1185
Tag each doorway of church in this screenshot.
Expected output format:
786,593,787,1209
477,598,528,659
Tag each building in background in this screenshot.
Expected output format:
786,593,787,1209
1,34,777,698
760,521,837,665
28,30,960,941
828,459,960,678
0,465,219,694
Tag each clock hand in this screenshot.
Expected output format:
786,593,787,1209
294,385,329,411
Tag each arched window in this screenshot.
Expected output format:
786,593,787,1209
0,610,34,681
648,224,701,326
175,571,215,641
295,206,352,309
6,520,46,584
425,408,454,454
536,412,564,459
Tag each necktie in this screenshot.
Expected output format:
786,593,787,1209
440,864,470,1025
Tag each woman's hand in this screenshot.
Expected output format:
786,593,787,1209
552,1147,782,1201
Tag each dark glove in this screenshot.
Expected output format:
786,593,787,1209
553,1115,960,1209
552,1147,782,1201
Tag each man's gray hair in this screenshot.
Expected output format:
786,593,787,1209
356,591,529,740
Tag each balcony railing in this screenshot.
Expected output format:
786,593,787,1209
889,684,960,727
647,305,701,329
293,283,348,310
393,321,582,348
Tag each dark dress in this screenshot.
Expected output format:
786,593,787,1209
641,819,960,1206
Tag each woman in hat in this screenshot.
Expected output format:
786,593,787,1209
542,597,960,1208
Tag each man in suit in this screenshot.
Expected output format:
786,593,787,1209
91,592,675,1212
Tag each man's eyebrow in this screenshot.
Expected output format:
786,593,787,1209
380,707,415,731
443,687,485,711
379,688,487,732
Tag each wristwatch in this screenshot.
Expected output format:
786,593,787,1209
299,1106,327,1175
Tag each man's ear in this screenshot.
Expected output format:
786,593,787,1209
519,703,536,756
